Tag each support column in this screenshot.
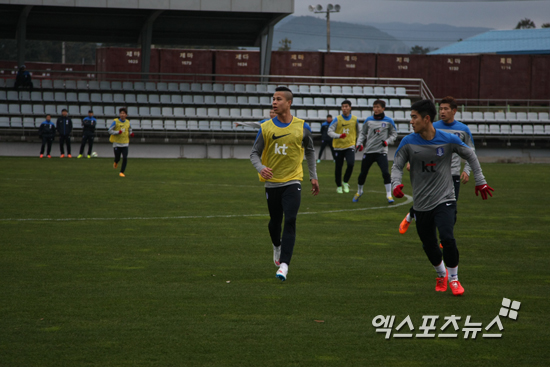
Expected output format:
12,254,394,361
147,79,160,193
139,10,162,81
16,6,33,68
259,24,274,83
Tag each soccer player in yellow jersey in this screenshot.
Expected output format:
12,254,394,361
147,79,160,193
250,87,319,281
327,100,360,194
108,107,134,177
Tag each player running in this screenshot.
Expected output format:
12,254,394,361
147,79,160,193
391,100,494,296
328,100,359,194
353,99,397,204
250,87,319,282
399,96,476,234
108,108,134,178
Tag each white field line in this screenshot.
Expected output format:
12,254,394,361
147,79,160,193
0,193,413,223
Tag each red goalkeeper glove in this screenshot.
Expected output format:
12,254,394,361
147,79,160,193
393,184,404,198
339,133,347,139
475,184,494,200
382,141,388,147
130,132,135,137
118,130,123,134
356,144,363,152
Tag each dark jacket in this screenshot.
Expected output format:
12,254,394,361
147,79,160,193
82,116,97,134
56,116,73,135
16,70,32,84
320,121,332,141
39,120,56,139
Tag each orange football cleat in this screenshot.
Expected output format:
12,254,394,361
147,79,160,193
435,270,448,292
113,162,118,169
119,172,125,177
450,280,464,296
60,154,65,158
68,154,72,158
39,154,44,158
399,216,410,234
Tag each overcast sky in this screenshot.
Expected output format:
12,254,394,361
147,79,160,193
293,0,550,29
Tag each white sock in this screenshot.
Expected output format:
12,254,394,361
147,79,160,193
385,183,392,197
447,265,458,281
405,213,412,223
357,185,364,195
434,261,446,278
279,263,288,271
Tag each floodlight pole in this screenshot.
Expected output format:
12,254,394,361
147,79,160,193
312,6,340,53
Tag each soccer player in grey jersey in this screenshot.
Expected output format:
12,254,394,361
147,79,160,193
354,99,398,204
392,100,494,296
399,96,476,234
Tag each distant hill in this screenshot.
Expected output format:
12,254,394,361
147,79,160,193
365,22,493,50
273,16,409,53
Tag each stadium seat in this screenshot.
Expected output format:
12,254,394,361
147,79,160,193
165,120,176,130
139,106,151,117
461,112,473,122
202,83,213,92
0,91,8,101
87,81,99,90
224,84,235,93
393,111,405,121
149,95,160,104
331,86,342,95
488,124,500,134
111,81,122,90
149,107,161,118
68,105,79,116
102,93,113,103
182,95,193,104
230,108,241,118
235,84,246,93
539,112,549,122
77,92,89,103
42,80,53,89
196,107,207,118
193,95,204,105
397,123,409,133
533,124,545,134
210,120,221,130
173,107,184,117
171,95,182,104
494,112,506,122
374,86,385,95
348,98,358,106
385,87,396,96
226,96,237,105
237,96,248,105
241,108,252,118
160,94,171,104
363,86,375,96
21,104,32,115
29,91,42,102
162,107,173,117
145,82,156,91
112,93,124,103
248,96,260,105
352,86,363,96
206,107,218,117
8,104,20,114
396,87,407,96
215,96,226,105
141,119,152,129
167,83,178,92
307,110,318,119
45,105,56,115
157,83,168,92
295,109,306,119
303,97,314,106
122,82,133,91
516,112,527,122
325,97,337,107
213,84,224,93
219,108,230,118
187,120,198,130
33,105,45,116
19,91,30,101
389,98,401,107
484,112,495,122
317,109,328,119
198,120,210,130
54,92,65,102
179,83,190,92
329,109,340,118
310,122,321,132
401,99,411,108
511,124,522,134
321,86,331,94
204,95,215,105
523,125,534,135
89,93,101,103
385,111,394,119
259,96,270,106
357,98,368,107
175,120,187,130
312,97,323,106
299,85,310,95
342,86,353,96
53,80,65,89
0,117,10,128
221,121,233,131
152,120,164,130
288,85,299,94
467,124,478,134
310,85,320,94
245,84,256,94
134,82,145,91
256,84,268,93
505,112,517,121
527,112,538,122
185,107,196,118
103,106,115,117
293,97,303,106
477,124,488,134
10,117,23,128
472,112,484,122
125,94,137,103
252,109,263,118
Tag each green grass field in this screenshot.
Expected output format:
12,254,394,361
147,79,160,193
1,157,549,366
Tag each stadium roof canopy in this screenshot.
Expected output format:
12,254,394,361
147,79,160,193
429,28,550,55
0,0,294,75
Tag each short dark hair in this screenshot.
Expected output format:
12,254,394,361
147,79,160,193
327,114,333,119
411,100,437,123
119,107,128,114
341,100,351,107
88,110,93,113
373,99,386,108
61,108,67,112
439,96,458,110
46,114,51,117
275,86,293,101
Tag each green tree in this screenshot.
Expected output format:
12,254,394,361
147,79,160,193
409,45,431,55
278,38,292,51
515,18,536,29
541,23,550,28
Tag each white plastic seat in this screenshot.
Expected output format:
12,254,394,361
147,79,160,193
134,82,145,91
11,117,23,128
296,109,307,119
152,120,164,130
167,83,178,92
511,125,523,134
467,124,478,133
8,104,20,114
215,96,226,105
472,112,484,121
19,91,30,101
484,112,495,122
538,112,550,122
357,98,368,107
33,105,45,115
293,97,303,106
241,108,252,118
210,120,221,130
171,95,182,104
527,112,538,122
317,110,328,120
204,95,216,105
88,81,100,90
477,124,488,134
401,99,411,108
374,86,385,95
103,106,116,117
136,94,148,104
385,111,394,118
213,84,224,92
125,94,136,103
394,111,405,121
42,80,54,89
193,95,204,104
505,112,517,121
173,107,184,117
310,85,320,94
307,110,318,119
299,85,310,95
53,80,65,89
230,108,241,118
187,120,199,130
185,107,196,117
113,93,124,103
396,87,407,96
488,124,500,134
111,81,122,90
22,117,34,128
331,86,342,95
310,122,321,132
198,120,210,130
157,82,168,92
461,112,473,122
196,107,208,118
207,107,218,117
314,97,325,106
78,93,90,103
257,84,268,93
54,92,65,102
398,123,409,133
140,119,152,129
389,98,400,107
523,125,534,135
224,84,235,93
226,96,237,105
219,108,230,118
160,95,171,104
237,96,248,105
45,105,57,115
145,82,156,91
182,95,193,104
325,97,337,107
494,112,506,122
248,96,260,105
221,121,233,131
162,107,173,117
175,120,187,130
30,91,42,102
500,124,511,134
149,95,160,104
288,85,299,94
102,93,113,103
363,86,375,96
246,84,257,93
138,106,151,117
68,105,80,116
76,81,88,90
0,117,10,127
516,112,527,121
21,104,33,115
252,109,264,118
320,86,331,94
122,82,133,91
352,86,363,95
165,120,176,130
179,83,190,92
534,124,545,134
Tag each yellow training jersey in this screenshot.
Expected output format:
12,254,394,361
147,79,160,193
109,119,131,144
332,115,357,149
259,117,305,183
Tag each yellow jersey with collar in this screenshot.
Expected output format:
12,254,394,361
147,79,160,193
259,117,305,183
109,119,131,144
332,115,357,149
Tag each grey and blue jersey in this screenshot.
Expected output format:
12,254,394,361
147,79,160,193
391,129,487,212
356,116,398,154
433,119,475,176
